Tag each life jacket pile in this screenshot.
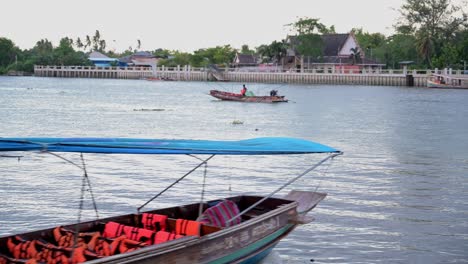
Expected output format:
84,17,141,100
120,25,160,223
2,214,203,263
6,235,95,264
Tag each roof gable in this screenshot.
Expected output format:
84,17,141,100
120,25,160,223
321,34,349,56
234,53,257,64
89,51,110,59
287,33,358,57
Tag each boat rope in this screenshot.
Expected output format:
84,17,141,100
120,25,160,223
313,155,334,193
42,152,100,218
137,154,215,214
42,152,100,259
187,155,209,218
226,152,343,224
80,153,99,219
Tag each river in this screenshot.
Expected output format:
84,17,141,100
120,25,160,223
0,77,467,263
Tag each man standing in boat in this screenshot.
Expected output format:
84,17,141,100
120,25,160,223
241,84,247,96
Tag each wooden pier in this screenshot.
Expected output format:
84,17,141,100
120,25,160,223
33,65,463,87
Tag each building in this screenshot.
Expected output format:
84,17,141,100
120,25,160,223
232,53,259,68
118,51,158,67
88,51,119,67
284,32,384,72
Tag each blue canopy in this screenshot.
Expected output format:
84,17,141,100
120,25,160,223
0,137,339,155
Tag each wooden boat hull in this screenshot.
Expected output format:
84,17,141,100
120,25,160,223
427,79,468,89
0,193,324,263
210,90,288,103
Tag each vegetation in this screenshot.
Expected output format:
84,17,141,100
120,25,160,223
0,0,466,74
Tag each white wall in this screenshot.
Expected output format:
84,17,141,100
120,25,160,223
338,36,357,56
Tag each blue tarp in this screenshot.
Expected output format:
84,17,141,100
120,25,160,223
0,137,339,155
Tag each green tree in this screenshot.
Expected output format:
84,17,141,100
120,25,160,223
54,37,88,65
0,37,18,71
287,17,335,35
75,37,84,50
396,0,467,67
92,30,101,51
349,47,362,65
296,34,324,59
85,35,91,51
240,44,254,55
352,28,386,59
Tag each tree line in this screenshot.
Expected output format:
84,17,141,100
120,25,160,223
0,0,466,74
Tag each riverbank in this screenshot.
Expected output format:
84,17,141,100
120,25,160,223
33,65,466,87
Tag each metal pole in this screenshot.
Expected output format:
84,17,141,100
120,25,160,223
137,154,215,213
226,152,342,224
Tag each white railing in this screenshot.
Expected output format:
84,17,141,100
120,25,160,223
34,65,466,76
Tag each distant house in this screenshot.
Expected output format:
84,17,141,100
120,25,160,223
284,32,384,72
232,53,259,68
88,51,119,67
118,51,158,67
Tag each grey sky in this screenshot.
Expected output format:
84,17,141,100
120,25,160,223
1,0,411,52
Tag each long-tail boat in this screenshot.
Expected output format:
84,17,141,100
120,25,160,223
210,90,288,103
427,74,468,89
0,137,341,263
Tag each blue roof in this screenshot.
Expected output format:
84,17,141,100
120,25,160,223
0,137,339,155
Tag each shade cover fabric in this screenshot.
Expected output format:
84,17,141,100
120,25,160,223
0,137,339,155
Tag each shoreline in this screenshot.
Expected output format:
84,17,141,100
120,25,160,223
30,65,444,87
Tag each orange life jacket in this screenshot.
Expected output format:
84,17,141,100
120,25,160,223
141,213,168,231
87,232,111,257
7,237,39,259
53,227,87,248
118,238,147,254
175,219,201,237
122,226,155,244
103,222,126,238
153,231,183,244
34,247,69,264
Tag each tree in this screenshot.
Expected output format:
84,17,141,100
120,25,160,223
396,0,467,67
75,37,84,50
296,34,324,60
352,28,386,59
92,30,101,51
268,40,288,63
137,39,141,50
99,39,106,52
0,37,18,69
349,47,362,65
85,35,91,51
287,17,336,35
240,44,254,55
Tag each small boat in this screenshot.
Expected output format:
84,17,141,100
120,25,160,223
210,90,288,103
427,74,468,89
143,77,175,81
0,137,341,263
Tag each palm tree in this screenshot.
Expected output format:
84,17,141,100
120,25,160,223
349,47,362,65
416,31,433,68
75,37,84,50
99,40,106,52
137,39,141,50
85,35,91,51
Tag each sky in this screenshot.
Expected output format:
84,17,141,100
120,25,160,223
0,0,414,52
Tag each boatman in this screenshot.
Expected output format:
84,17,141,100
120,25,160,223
241,84,247,96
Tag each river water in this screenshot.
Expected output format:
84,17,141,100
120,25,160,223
0,77,467,263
